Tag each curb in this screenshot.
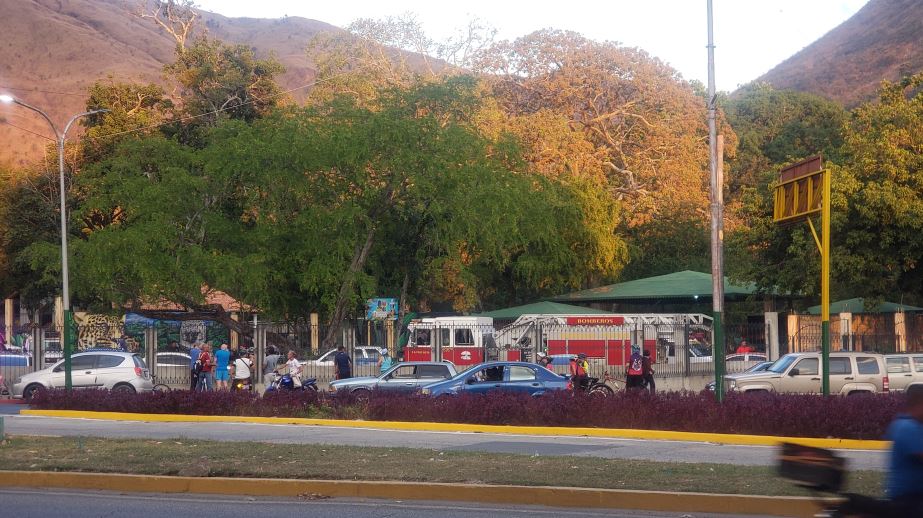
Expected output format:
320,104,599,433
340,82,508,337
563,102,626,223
0,470,827,517
21,409,889,450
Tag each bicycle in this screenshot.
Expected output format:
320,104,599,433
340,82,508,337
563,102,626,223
152,375,171,393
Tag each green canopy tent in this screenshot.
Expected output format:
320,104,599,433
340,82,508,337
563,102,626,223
807,298,923,315
552,270,757,304
476,301,611,321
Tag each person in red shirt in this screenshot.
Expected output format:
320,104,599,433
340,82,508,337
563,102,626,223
736,340,753,354
195,343,215,391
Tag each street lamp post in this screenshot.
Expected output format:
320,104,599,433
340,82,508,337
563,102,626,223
0,94,107,390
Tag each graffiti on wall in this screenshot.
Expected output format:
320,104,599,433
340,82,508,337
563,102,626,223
71,313,230,352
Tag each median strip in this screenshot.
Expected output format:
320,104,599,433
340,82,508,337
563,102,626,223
0,470,831,518
21,409,889,450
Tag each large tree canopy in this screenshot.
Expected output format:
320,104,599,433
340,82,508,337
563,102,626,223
58,77,625,339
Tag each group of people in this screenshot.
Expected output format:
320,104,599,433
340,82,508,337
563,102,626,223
535,347,656,393
189,342,253,391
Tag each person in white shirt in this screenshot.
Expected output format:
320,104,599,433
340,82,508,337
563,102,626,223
233,351,253,389
285,350,303,387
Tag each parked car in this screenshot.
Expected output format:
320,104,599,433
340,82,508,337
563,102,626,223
725,353,768,363
726,352,889,395
302,346,382,367
12,351,153,401
329,361,458,398
884,354,923,392
0,353,31,367
155,352,192,369
705,360,773,391
420,361,569,397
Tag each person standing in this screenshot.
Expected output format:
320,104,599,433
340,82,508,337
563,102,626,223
642,349,656,394
626,346,644,390
263,346,281,378
233,352,253,391
537,352,554,371
285,350,303,387
334,345,352,380
214,343,231,390
196,343,214,391
189,342,202,391
378,348,393,375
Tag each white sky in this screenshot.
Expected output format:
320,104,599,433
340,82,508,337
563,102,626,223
195,0,867,91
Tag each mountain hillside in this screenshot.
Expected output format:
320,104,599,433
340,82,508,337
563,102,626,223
756,0,923,105
0,0,337,167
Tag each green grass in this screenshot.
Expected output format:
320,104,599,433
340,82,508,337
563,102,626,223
0,435,884,497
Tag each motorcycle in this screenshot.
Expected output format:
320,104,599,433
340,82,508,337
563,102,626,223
777,442,901,518
232,376,253,392
264,372,318,394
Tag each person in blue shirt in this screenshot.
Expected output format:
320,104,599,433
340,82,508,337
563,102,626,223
189,343,201,391
214,343,232,390
378,348,393,375
885,384,923,514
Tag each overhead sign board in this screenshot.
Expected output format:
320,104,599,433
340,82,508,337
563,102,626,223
565,316,625,326
773,155,825,223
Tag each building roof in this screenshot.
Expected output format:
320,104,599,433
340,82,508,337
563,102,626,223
807,298,923,315
552,270,757,302
476,301,611,320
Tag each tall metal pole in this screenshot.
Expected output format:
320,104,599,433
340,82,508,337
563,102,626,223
0,95,106,390
707,0,726,401
821,169,831,395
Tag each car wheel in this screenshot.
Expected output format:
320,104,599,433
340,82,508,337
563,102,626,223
112,383,136,394
351,388,371,402
23,383,45,402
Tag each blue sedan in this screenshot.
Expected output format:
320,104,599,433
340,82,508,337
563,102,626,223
420,361,568,397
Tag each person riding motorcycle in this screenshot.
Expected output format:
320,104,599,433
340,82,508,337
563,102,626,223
569,353,589,391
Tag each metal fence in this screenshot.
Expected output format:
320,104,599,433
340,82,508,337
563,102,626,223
23,318,913,396
786,330,913,355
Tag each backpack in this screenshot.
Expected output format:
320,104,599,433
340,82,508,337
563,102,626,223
628,354,644,376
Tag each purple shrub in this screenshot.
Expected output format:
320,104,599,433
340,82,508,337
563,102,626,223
30,388,905,440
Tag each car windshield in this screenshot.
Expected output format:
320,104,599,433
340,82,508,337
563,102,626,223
690,346,711,357
767,355,797,373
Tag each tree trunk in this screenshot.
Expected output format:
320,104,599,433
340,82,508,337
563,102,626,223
398,269,410,323
322,223,378,348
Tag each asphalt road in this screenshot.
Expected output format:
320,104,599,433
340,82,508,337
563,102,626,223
1,411,888,470
0,488,778,518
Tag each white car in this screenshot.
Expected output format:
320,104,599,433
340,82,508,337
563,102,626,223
13,351,154,401
301,346,382,367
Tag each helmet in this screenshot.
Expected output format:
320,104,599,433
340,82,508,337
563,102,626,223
380,348,389,356
537,351,547,360
577,353,587,359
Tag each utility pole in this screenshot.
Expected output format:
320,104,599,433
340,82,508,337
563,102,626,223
706,0,726,401
0,94,107,390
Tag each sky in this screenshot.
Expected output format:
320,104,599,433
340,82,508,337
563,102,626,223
194,0,868,92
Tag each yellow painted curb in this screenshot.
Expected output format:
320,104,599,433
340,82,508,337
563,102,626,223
21,409,889,450
0,470,828,518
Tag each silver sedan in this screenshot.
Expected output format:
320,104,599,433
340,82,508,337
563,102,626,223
328,361,457,398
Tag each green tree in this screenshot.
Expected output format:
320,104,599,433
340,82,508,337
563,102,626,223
725,84,847,195
166,36,286,126
729,74,923,304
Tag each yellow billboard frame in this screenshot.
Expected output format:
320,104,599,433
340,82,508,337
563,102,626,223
773,162,831,396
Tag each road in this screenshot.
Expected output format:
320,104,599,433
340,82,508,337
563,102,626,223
0,488,778,518
1,411,887,470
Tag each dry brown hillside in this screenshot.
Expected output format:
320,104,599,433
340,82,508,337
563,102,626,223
756,0,923,105
0,0,337,167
